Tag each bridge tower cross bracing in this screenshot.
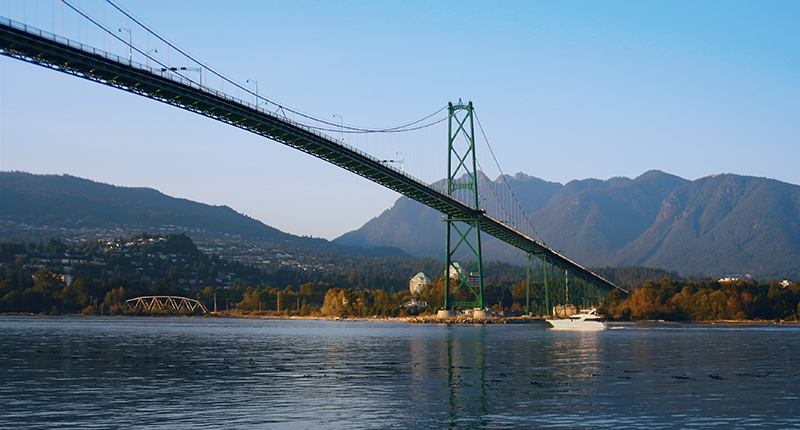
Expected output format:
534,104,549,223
443,100,485,312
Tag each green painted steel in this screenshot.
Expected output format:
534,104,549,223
526,253,531,315
0,18,625,295
443,101,485,310
543,256,551,315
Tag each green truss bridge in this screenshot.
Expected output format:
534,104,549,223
0,11,624,313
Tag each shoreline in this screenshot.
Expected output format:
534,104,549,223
2,312,798,325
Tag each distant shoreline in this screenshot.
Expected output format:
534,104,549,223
2,313,798,325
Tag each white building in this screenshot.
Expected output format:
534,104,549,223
409,272,432,293
447,262,465,279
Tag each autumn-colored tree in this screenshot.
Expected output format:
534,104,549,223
102,287,127,309
320,288,351,317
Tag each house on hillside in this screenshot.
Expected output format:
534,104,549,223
409,272,432,293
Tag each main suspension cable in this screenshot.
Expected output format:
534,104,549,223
104,0,446,134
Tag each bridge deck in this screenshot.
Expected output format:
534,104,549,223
0,17,622,292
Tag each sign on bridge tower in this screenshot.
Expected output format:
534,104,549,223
442,100,485,314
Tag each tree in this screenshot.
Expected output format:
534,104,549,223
320,288,350,317
60,277,90,312
237,287,262,311
102,287,127,309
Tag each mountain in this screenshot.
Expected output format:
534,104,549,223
0,171,408,259
614,174,800,279
335,170,800,280
336,173,563,260
1,171,291,241
4,170,798,280
527,170,690,264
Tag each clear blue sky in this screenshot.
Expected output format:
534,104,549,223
1,0,798,240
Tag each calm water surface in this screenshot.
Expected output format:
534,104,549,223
1,316,798,429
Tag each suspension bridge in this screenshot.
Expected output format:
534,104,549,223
0,1,624,315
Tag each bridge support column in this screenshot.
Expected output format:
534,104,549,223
525,252,551,316
442,100,485,314
526,253,532,315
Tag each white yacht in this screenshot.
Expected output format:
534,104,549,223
547,308,607,331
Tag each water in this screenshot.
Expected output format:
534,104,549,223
1,316,798,429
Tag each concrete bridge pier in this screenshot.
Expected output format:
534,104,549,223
472,309,492,318
437,309,457,318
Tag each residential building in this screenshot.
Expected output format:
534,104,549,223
409,272,432,293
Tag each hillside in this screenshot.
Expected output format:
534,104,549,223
527,170,690,264
3,170,798,280
1,171,291,241
336,173,563,260
336,171,800,279
614,174,800,279
0,171,408,261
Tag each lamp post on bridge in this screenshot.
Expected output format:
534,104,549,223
145,48,157,68
118,27,132,65
333,114,343,143
381,152,405,173
246,79,258,107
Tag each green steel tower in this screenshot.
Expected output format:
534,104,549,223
442,100,485,313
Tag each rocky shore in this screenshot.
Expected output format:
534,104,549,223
404,316,547,324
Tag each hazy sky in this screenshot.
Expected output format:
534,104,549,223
1,0,798,240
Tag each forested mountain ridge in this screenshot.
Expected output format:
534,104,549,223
335,173,564,261
337,171,800,280
614,174,800,279
1,171,291,242
0,171,408,261
527,170,690,262
3,170,798,280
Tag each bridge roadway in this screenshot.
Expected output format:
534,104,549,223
0,18,622,292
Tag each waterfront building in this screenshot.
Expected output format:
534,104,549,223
401,299,428,311
409,272,432,293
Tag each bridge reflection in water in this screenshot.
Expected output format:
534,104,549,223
406,323,608,428
409,326,490,427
